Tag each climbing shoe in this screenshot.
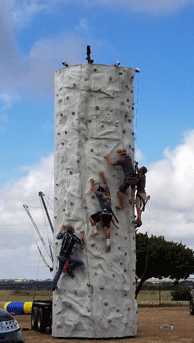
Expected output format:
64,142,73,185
133,219,142,227
66,266,74,278
115,205,124,211
106,245,111,252
90,231,99,237
52,286,58,291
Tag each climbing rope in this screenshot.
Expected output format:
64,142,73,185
134,72,140,146
93,75,100,179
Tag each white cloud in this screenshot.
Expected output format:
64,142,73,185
135,148,144,164
0,154,54,279
141,130,194,250
8,0,194,23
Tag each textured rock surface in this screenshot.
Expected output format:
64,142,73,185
52,64,137,338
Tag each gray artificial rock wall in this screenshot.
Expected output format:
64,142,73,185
52,64,137,338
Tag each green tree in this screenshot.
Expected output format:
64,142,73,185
136,232,194,298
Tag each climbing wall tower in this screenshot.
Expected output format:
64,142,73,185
53,63,137,338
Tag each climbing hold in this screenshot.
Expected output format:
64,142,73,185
121,101,124,105
123,130,126,134
96,106,99,110
65,131,67,134
58,132,60,135
99,286,104,290
124,252,127,256
94,68,97,72
73,83,76,87
109,77,112,81
90,148,94,152
125,114,128,118
61,142,64,145
56,183,58,186
116,309,120,312
127,99,130,102
104,302,108,306
124,269,127,272
70,202,74,206
119,72,123,75
107,319,112,323
66,96,69,100
60,113,63,117
72,112,75,115
128,119,131,123
63,209,65,212
112,274,115,277
69,171,73,175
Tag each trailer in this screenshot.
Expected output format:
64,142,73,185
31,300,52,333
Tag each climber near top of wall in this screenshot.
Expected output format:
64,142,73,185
104,149,138,210
52,225,85,291
89,171,112,252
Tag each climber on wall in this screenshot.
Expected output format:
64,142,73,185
132,163,148,228
52,225,85,291
89,171,112,252
104,149,138,210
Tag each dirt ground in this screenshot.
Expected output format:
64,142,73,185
17,306,194,343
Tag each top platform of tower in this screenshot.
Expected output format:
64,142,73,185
56,63,137,74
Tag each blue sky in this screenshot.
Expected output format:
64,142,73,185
1,0,194,279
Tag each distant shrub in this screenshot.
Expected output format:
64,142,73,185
171,287,191,301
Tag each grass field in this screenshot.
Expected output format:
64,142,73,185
137,290,173,302
0,289,52,303
0,289,189,308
